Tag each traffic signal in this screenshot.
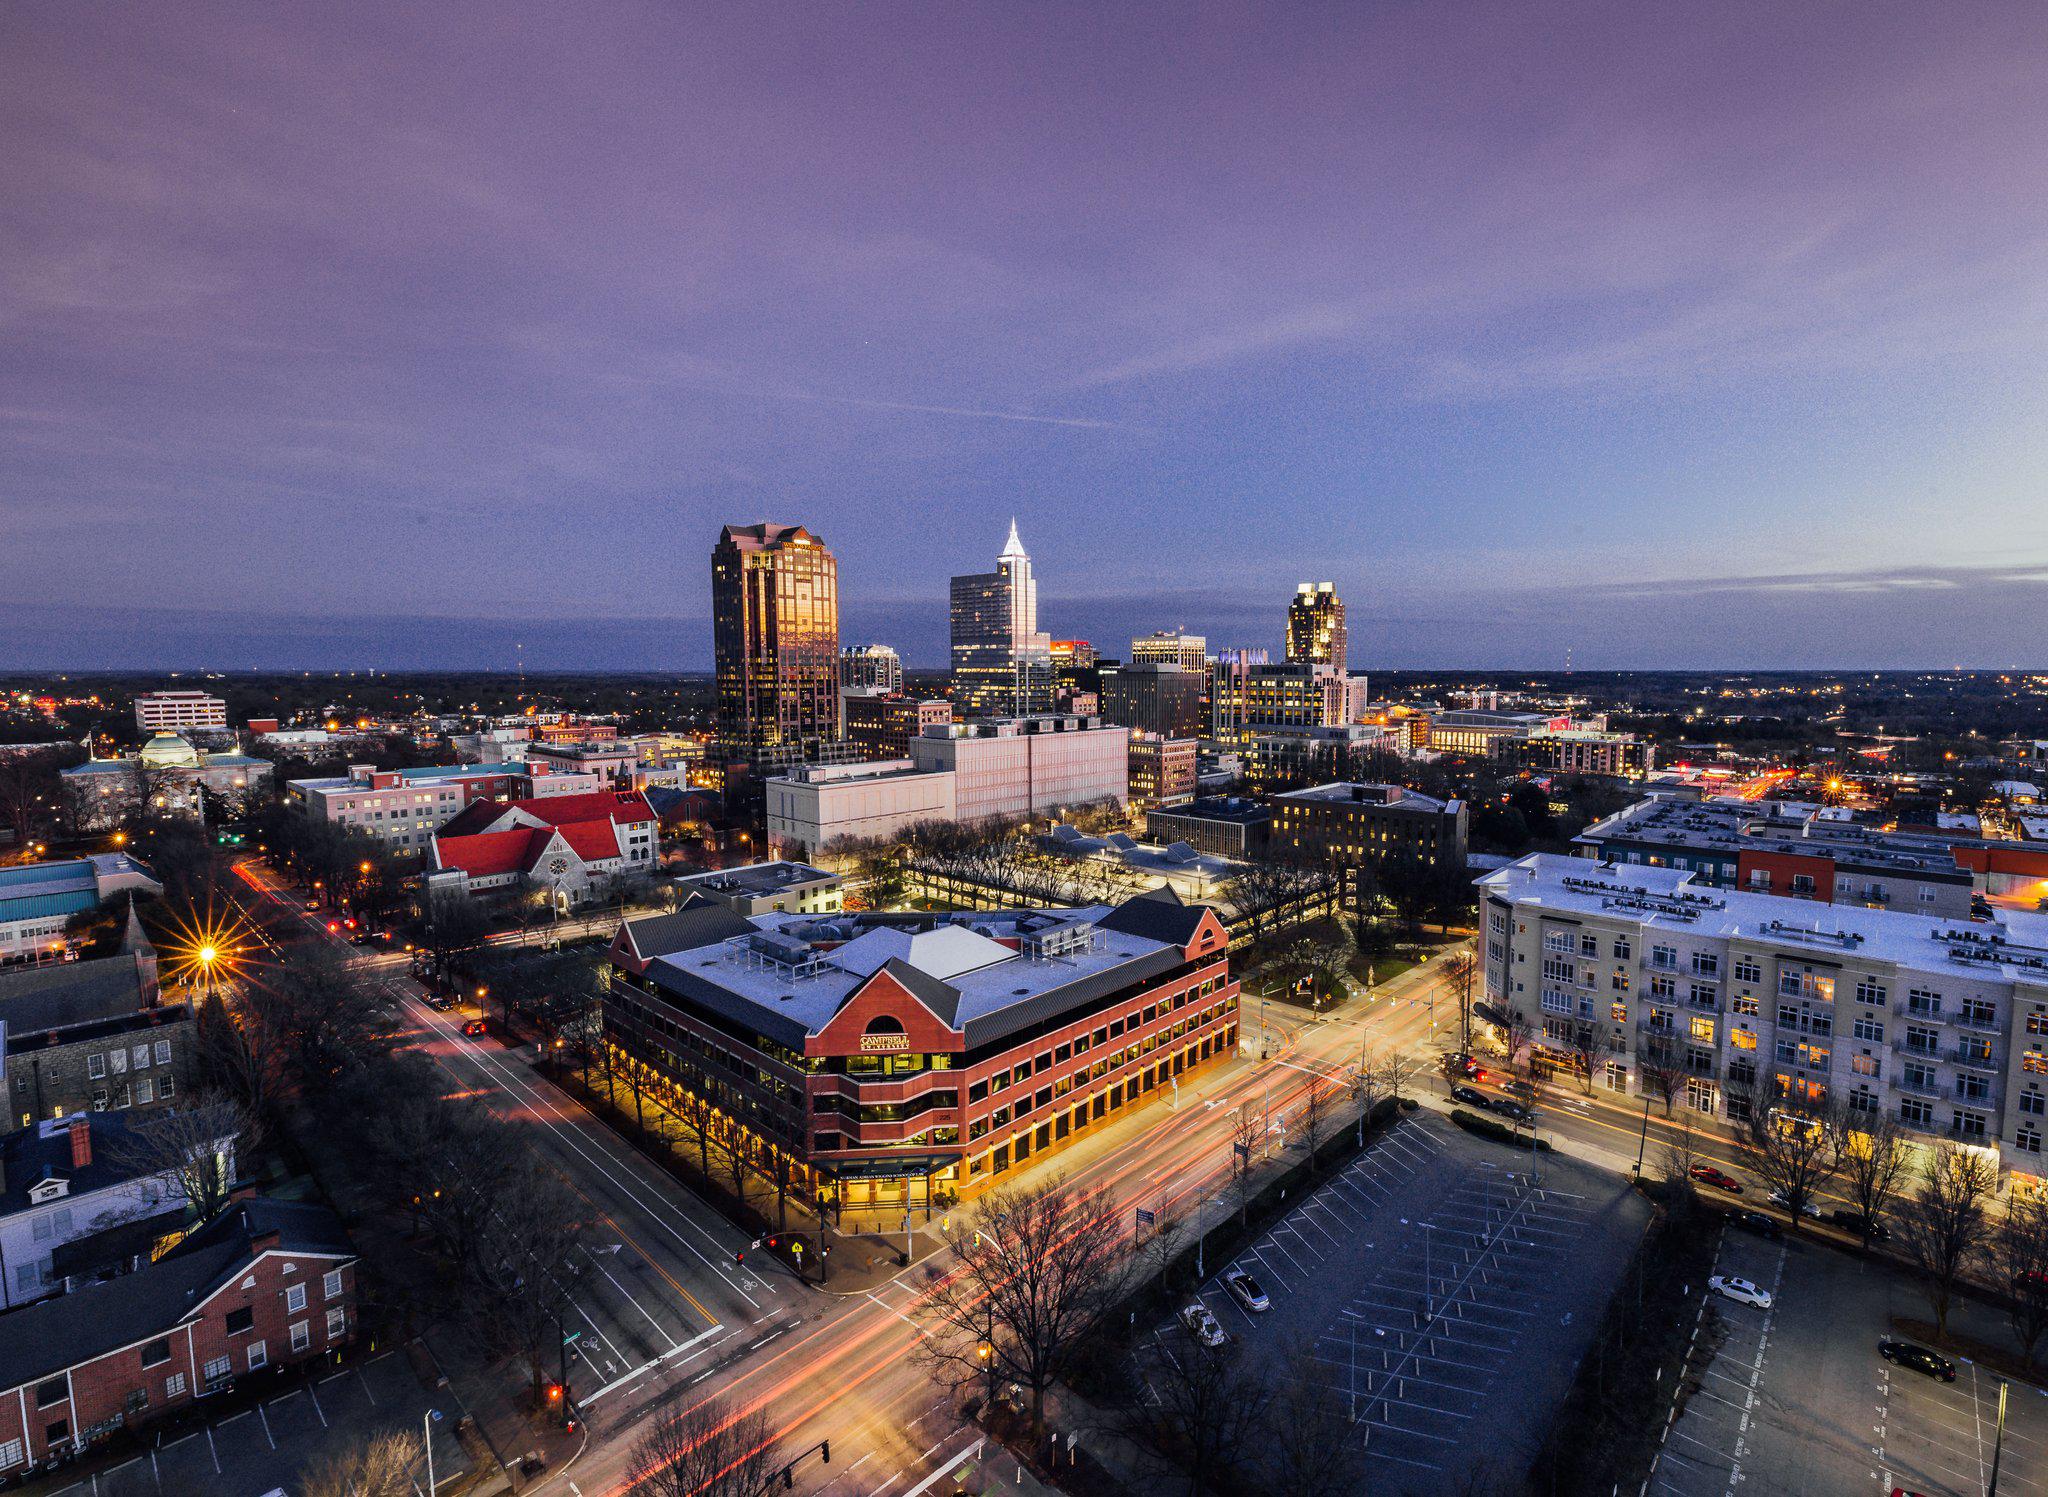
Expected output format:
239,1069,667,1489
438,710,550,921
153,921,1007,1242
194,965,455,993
734,1249,745,1265
546,1382,563,1405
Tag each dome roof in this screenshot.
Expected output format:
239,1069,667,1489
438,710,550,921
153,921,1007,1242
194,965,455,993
138,733,201,769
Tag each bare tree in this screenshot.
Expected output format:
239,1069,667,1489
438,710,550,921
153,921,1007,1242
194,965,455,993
107,1094,251,1225
253,944,387,1090
1564,1018,1601,1097
1638,1035,1686,1120
1119,1340,1273,1497
674,1086,716,1177
1349,1047,1385,1147
1834,1108,1912,1248
1298,1073,1331,1172
720,1120,755,1211
1997,1194,2048,1370
626,1393,778,1497
1229,1105,1263,1226
1657,1107,1704,1190
1900,1140,2001,1339
1264,1339,1364,1496
469,1161,590,1401
1375,1050,1418,1109
1728,1087,1841,1231
918,1175,1135,1437
1444,949,1478,1053
298,1428,426,1497
1497,1006,1537,1080
194,990,288,1124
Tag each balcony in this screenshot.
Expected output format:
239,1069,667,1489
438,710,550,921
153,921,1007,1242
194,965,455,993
1649,956,1680,973
1955,1085,1998,1108
1894,1036,1942,1059
1898,1075,1944,1099
1949,1047,2001,1072
1954,1011,2001,1034
1686,993,1720,1012
1900,1002,1945,1022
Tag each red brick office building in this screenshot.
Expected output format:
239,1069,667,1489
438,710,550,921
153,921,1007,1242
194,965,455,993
607,886,1239,1219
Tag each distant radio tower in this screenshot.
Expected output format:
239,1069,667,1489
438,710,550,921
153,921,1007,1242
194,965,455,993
1564,645,1574,675
517,642,526,697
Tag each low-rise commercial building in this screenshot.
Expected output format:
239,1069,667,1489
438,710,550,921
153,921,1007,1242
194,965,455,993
0,858,160,969
1478,854,2048,1180
1269,781,1468,874
604,889,1238,1218
1245,724,1398,792
676,861,844,917
1506,731,1654,779
1145,796,1272,859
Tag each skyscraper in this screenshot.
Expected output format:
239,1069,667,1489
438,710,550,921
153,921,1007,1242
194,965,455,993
1130,629,1208,673
840,643,904,696
1286,582,1347,675
713,523,841,751
950,519,1054,717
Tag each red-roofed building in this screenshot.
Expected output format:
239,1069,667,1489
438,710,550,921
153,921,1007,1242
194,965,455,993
428,792,658,908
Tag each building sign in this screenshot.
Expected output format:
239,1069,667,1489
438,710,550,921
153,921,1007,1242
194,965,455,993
859,1031,911,1053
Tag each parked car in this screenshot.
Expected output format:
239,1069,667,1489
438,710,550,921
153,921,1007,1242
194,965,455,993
1689,1164,1743,1194
1827,1208,1891,1241
1222,1268,1270,1313
1708,1274,1773,1310
1180,1302,1228,1348
1879,1340,1956,1382
1729,1210,1783,1240
1493,1100,1536,1125
1767,1188,1822,1219
1451,1084,1489,1108
462,1018,488,1037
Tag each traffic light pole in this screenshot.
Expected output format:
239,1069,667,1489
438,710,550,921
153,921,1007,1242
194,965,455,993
752,1438,830,1494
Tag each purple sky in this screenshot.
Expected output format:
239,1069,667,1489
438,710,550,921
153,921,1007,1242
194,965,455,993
5,2,2047,669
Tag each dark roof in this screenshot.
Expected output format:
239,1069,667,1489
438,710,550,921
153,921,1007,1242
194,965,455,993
0,1197,351,1394
1097,887,1210,948
50,1205,191,1279
0,955,149,1036
866,958,962,1028
961,946,1186,1050
622,903,757,962
0,1114,161,1215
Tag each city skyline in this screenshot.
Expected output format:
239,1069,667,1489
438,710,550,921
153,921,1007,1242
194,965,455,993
7,2,2048,671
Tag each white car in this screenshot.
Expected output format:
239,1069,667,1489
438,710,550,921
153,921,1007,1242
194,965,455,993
1708,1274,1773,1310
1180,1302,1229,1347
1766,1188,1822,1219
1222,1268,1270,1313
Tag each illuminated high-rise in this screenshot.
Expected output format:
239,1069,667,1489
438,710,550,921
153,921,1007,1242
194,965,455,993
1285,582,1347,675
713,523,841,751
950,519,1054,717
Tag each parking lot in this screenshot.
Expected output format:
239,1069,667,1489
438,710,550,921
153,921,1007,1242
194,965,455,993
1146,1112,1650,1493
1652,1226,2048,1497
43,1350,469,1497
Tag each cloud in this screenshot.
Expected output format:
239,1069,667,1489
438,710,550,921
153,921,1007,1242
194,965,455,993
1578,563,2048,602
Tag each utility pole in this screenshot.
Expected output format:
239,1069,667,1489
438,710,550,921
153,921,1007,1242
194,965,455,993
1991,1379,2009,1495
1633,1092,1652,1183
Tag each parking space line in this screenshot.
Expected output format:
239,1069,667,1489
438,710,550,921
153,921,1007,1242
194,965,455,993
204,1426,221,1475
257,1401,276,1449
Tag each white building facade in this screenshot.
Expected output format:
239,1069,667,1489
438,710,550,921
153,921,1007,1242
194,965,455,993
1479,854,2048,1182
909,714,1128,824
133,692,228,733
765,761,958,860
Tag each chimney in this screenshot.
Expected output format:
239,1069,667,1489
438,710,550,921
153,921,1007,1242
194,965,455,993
68,1117,91,1169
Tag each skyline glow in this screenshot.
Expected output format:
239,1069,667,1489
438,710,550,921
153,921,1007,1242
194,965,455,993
5,2,2046,669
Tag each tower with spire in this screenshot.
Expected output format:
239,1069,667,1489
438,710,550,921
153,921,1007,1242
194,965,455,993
949,520,1055,718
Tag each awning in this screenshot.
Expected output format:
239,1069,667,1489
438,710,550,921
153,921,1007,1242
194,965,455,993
1474,1001,1512,1030
814,1151,961,1181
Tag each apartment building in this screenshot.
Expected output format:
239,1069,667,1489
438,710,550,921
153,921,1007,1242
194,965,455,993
1478,854,2048,1181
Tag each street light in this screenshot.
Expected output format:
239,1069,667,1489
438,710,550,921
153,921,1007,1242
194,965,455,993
423,1407,444,1497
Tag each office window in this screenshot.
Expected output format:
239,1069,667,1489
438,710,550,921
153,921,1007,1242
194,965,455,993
35,1379,67,1409
87,1054,106,1080
0,1439,23,1470
285,1283,306,1313
164,1373,187,1399
154,1040,172,1067
141,1338,171,1367
202,1356,232,1384
327,1307,347,1339
290,1321,311,1353
247,1342,267,1371
225,1306,254,1335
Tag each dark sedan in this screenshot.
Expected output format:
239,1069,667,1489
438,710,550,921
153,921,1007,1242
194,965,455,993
1879,1340,1956,1382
